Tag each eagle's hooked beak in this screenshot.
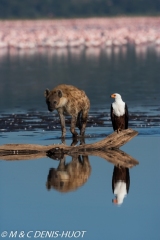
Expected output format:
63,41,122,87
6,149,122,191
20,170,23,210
112,198,118,204
110,94,116,98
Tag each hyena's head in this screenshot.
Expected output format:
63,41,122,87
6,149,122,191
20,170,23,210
44,88,63,112
46,168,69,191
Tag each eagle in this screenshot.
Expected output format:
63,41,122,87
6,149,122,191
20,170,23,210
110,93,128,133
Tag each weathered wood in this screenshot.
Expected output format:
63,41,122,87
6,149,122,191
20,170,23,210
0,129,138,167
0,129,138,155
67,128,138,152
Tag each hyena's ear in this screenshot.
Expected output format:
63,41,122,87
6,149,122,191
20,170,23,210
57,89,63,98
44,89,50,97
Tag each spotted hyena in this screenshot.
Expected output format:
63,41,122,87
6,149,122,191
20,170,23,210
44,84,90,138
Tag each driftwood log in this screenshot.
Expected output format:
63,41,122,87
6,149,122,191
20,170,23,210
0,128,138,153
0,129,138,167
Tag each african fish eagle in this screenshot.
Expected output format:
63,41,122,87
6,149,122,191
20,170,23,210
110,93,128,133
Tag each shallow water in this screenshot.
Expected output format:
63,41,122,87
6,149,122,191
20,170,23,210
0,46,160,240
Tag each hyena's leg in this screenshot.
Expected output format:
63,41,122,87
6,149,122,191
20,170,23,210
70,115,78,137
76,111,82,131
80,109,88,136
58,110,66,138
57,157,66,171
71,137,78,146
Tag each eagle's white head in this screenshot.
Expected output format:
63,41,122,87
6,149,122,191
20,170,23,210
110,93,123,102
110,93,125,116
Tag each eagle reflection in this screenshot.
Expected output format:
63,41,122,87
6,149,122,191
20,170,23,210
46,154,91,193
112,166,130,205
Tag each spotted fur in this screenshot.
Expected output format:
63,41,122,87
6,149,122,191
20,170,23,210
44,84,90,137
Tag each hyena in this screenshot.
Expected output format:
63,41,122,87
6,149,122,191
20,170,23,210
44,84,90,138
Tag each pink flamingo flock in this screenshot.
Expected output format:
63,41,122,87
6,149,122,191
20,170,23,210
0,17,160,49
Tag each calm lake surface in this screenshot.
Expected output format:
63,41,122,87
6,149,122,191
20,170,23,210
0,45,160,240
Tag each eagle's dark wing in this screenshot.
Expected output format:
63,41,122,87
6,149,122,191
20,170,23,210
125,104,128,129
112,167,116,193
110,104,116,131
126,168,130,193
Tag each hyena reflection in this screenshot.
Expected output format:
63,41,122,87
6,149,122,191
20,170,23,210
46,155,91,193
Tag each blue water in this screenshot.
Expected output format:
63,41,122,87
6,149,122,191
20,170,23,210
0,134,159,240
0,46,160,240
